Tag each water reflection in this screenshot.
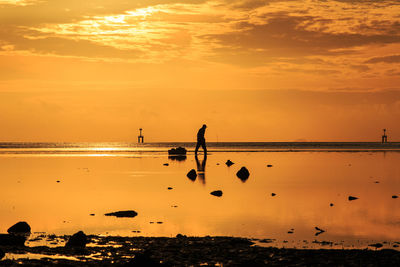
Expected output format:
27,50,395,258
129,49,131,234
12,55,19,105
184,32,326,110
195,154,207,185
168,155,187,161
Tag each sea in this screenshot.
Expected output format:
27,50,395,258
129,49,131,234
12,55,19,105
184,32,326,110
0,142,399,250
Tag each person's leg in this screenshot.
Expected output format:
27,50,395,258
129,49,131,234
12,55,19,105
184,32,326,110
195,142,200,154
202,141,207,155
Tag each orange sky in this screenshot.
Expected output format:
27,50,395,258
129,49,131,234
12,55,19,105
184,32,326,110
0,0,399,142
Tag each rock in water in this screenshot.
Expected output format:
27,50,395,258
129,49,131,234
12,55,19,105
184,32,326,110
348,196,358,201
7,221,31,236
210,190,223,197
225,160,234,167
65,231,88,248
0,234,26,246
187,169,197,181
236,167,250,182
105,210,138,218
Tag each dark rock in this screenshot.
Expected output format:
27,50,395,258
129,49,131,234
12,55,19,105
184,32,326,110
0,234,26,246
236,167,250,182
287,231,294,234
330,203,334,207
271,193,276,196
168,147,187,155
176,234,187,238
225,160,234,167
157,222,163,224
7,221,31,236
65,231,88,248
56,180,60,183
167,187,173,190
210,190,223,197
267,164,273,167
348,196,358,201
187,169,197,181
0,248,4,259
105,210,138,218
90,214,95,216
392,195,398,199
368,243,383,249
163,163,169,166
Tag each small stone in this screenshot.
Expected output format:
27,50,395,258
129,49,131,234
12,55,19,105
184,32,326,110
167,187,173,190
210,190,223,197
330,203,334,207
65,231,88,248
392,195,398,199
56,180,60,183
236,167,250,182
105,210,138,218
348,196,358,201
157,222,163,224
90,214,95,216
271,193,276,196
267,164,273,167
8,221,31,236
288,231,294,234
225,160,234,167
163,163,169,166
187,169,197,181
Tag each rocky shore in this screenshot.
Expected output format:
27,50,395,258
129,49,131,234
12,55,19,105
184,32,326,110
1,234,400,266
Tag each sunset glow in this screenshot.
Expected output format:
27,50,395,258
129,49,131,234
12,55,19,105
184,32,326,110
1,0,399,141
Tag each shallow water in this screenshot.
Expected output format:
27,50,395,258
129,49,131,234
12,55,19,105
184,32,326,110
0,143,399,249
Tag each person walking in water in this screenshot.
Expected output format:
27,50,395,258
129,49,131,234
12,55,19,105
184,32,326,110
195,124,207,155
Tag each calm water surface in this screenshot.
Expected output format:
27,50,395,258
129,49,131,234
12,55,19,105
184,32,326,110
0,143,399,249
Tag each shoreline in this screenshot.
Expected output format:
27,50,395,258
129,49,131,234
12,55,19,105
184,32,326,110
2,235,400,266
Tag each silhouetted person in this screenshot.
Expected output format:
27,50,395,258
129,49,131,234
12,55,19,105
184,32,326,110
195,153,207,185
195,124,207,155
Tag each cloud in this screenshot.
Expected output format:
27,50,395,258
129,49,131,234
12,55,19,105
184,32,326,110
365,55,400,64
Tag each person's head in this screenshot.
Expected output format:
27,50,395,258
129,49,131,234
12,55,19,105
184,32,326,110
202,124,207,129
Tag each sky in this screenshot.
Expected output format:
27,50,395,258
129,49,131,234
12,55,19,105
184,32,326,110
0,0,399,142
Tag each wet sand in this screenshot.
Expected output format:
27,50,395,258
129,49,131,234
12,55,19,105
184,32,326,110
2,234,400,266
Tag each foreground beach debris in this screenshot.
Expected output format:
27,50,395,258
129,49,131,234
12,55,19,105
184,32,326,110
1,235,400,266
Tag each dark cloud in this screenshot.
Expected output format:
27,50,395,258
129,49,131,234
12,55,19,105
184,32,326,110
365,55,400,64
203,13,400,66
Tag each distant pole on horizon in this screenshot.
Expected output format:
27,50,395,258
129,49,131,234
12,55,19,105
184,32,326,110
382,129,388,143
138,128,144,143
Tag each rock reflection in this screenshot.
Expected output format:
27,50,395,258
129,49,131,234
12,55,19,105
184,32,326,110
168,155,187,161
